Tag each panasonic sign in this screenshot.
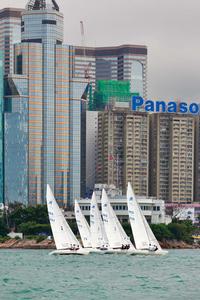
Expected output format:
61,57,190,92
132,96,200,114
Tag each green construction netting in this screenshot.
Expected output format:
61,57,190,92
91,80,138,111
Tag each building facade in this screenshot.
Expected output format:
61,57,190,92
73,45,148,98
0,8,23,74
4,0,87,207
81,111,98,197
195,116,200,202
96,106,149,196
4,74,28,205
0,51,3,203
77,184,166,224
150,113,195,203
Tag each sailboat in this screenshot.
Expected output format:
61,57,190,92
90,192,110,253
46,185,89,255
74,200,92,249
127,182,168,256
101,189,136,254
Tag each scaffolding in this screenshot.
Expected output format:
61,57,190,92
92,80,138,111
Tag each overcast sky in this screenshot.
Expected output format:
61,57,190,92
1,0,200,101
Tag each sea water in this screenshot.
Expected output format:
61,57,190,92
0,249,199,300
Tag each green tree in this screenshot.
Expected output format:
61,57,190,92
167,221,194,243
9,205,49,229
0,217,8,237
150,224,173,241
18,222,51,236
122,222,133,240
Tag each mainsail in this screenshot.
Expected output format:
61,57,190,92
74,200,92,248
127,182,161,250
46,185,80,250
101,189,133,249
90,192,109,248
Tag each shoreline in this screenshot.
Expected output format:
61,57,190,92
0,239,199,250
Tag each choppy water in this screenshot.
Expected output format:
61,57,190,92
0,249,199,300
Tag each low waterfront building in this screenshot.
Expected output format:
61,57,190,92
76,184,166,224
166,203,200,224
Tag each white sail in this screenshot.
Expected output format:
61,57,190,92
127,182,161,250
46,185,80,250
74,200,92,248
90,192,109,248
142,213,161,250
101,189,133,249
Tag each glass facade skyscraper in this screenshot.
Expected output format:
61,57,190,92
4,75,28,204
3,0,87,207
74,45,148,98
0,8,23,74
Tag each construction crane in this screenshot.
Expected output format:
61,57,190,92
80,21,92,81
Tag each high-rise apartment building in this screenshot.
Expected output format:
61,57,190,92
150,113,194,203
123,113,149,196
73,45,148,98
194,116,200,202
4,0,87,207
97,107,149,196
0,8,23,74
0,51,3,203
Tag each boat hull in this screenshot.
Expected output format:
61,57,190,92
49,249,90,256
127,249,168,256
105,248,133,254
90,248,132,254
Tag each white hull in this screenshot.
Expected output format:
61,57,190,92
88,248,130,255
49,249,90,256
105,248,132,254
128,249,168,256
89,248,108,254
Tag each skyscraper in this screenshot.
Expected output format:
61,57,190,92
0,51,3,203
4,74,28,204
4,0,87,207
0,8,23,74
97,106,149,196
194,116,200,202
73,45,148,98
150,113,194,203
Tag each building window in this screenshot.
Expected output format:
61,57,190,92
42,20,57,25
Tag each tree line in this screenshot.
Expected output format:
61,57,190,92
0,204,198,244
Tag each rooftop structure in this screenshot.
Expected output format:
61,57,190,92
26,0,59,11
0,8,23,74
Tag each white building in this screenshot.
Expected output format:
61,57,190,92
76,184,167,224
85,111,98,193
